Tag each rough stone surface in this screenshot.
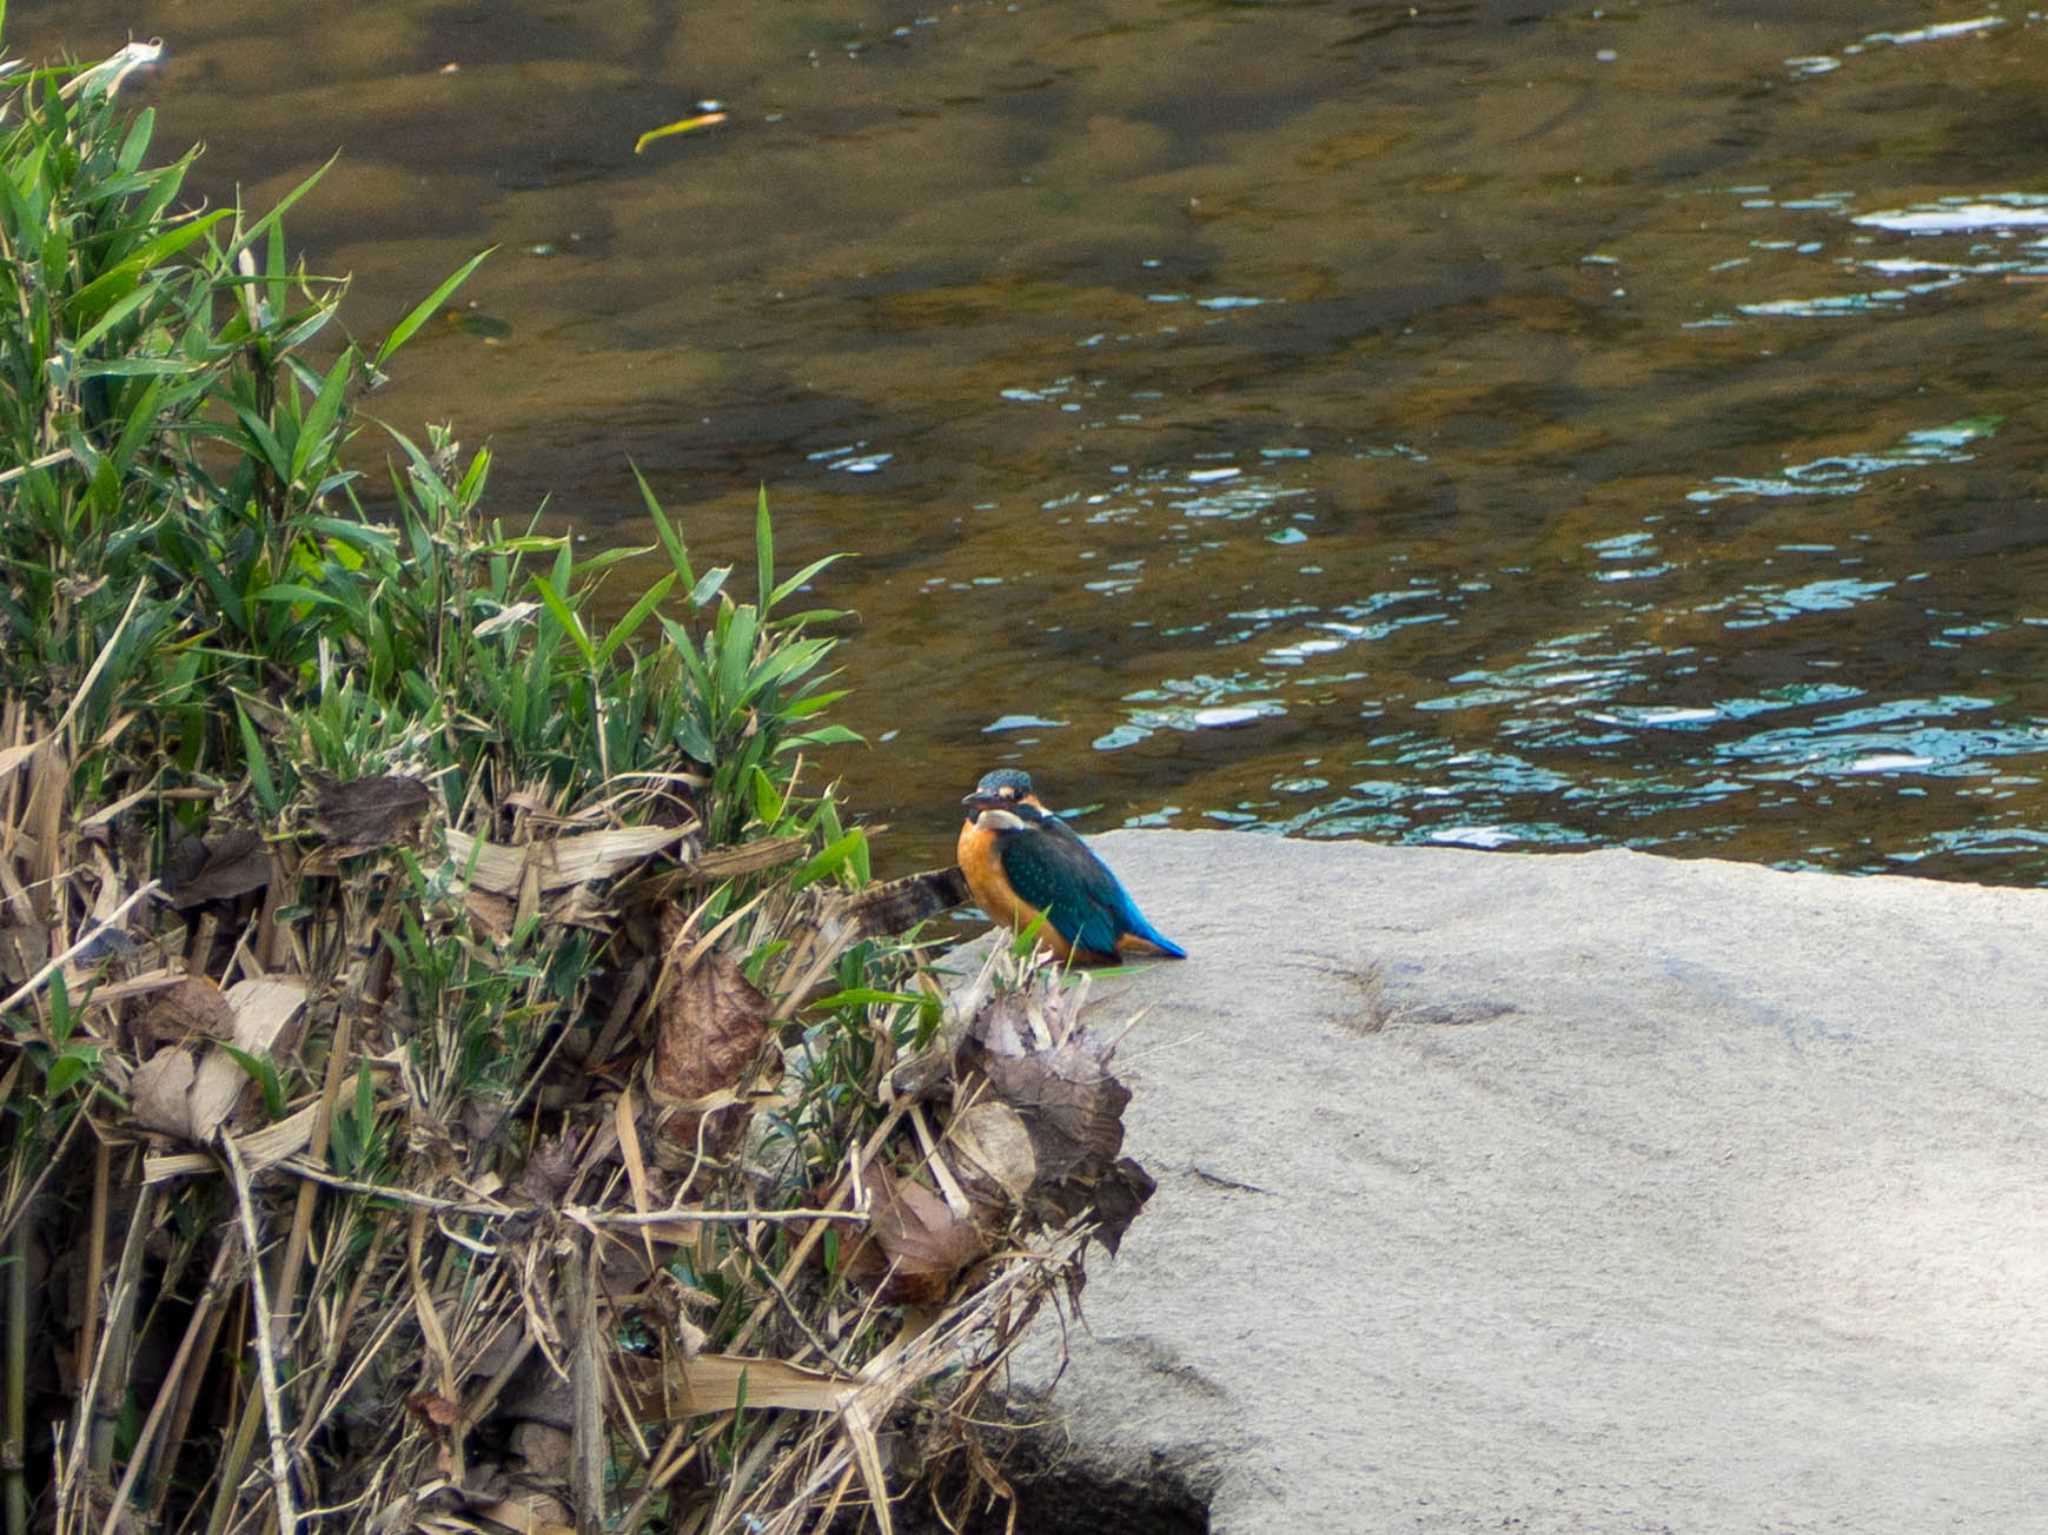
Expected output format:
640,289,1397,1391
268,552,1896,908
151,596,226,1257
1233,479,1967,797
1000,831,2048,1533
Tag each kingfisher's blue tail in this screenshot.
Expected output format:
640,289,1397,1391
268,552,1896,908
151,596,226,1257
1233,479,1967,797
1121,904,1187,959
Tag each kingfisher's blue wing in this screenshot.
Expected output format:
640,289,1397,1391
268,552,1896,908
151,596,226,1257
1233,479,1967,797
996,822,1140,957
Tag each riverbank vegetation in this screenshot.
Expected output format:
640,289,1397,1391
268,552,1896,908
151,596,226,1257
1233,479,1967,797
0,41,1148,1535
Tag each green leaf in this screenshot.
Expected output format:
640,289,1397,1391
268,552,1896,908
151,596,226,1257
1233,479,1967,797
1009,909,1053,958
748,764,783,828
634,463,695,588
764,606,850,632
64,209,231,328
235,701,281,814
252,583,345,610
792,828,865,890
290,346,356,484
374,246,494,367
48,971,71,1046
221,1045,288,1121
716,603,758,711
222,153,338,268
755,485,774,614
232,405,291,481
688,565,731,609
571,543,656,580
44,1046,98,1099
781,690,849,721
116,107,154,172
807,988,924,1012
530,574,597,669
598,572,676,665
787,724,863,750
70,281,157,354
769,553,845,610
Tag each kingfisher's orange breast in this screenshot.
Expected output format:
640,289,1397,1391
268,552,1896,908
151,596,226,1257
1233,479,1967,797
956,816,1073,961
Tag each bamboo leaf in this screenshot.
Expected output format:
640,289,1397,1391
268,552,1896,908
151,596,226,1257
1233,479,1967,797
769,553,845,610
289,346,356,484
530,574,597,670
251,583,345,610
571,543,656,580
597,572,675,665
116,105,153,173
807,988,924,1012
633,463,696,589
792,828,866,890
220,1044,287,1121
749,764,783,828
755,485,774,614
43,1045,98,1100
70,281,156,353
374,246,494,367
232,405,291,481
221,152,338,267
235,700,281,813
688,565,731,609
64,208,231,328
787,724,863,750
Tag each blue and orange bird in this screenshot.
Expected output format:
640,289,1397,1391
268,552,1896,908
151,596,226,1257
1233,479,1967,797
956,769,1187,965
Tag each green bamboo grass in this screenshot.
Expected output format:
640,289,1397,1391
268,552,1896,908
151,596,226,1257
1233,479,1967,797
0,34,1098,1535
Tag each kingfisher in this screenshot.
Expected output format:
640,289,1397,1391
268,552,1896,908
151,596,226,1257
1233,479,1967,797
956,769,1187,965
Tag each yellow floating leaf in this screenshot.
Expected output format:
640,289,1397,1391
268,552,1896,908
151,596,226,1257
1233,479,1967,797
634,112,727,155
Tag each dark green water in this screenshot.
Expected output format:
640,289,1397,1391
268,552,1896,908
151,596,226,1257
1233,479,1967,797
23,0,2048,881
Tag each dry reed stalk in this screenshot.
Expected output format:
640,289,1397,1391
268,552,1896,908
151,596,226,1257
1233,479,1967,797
0,879,161,1015
4,1215,25,1535
269,1009,351,1352
221,1132,299,1535
70,1180,150,1505
95,1241,236,1535
78,1141,110,1384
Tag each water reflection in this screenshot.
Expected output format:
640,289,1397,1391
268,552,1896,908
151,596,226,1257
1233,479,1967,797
24,0,2048,885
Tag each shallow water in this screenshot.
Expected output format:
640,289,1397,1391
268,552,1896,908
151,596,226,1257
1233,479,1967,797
24,0,2048,882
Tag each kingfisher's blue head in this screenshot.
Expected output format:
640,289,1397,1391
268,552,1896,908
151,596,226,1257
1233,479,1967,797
962,767,1035,810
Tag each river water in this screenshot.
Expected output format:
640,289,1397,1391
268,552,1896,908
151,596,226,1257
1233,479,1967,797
24,0,2048,882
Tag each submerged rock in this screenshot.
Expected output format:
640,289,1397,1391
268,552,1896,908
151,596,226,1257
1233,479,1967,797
1001,831,2048,1532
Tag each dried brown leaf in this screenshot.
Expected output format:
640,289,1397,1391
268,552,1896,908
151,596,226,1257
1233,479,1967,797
647,921,774,1155
838,864,973,939
0,740,38,780
958,1015,1131,1184
952,982,1156,1247
164,829,270,908
444,824,690,897
507,1422,574,1481
514,1135,579,1204
1060,1156,1157,1255
310,772,432,848
130,1047,200,1137
408,1392,462,1431
613,1351,855,1419
0,922,49,987
946,1099,1038,1214
132,977,307,1143
867,1164,990,1305
464,886,518,938
136,975,232,1048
